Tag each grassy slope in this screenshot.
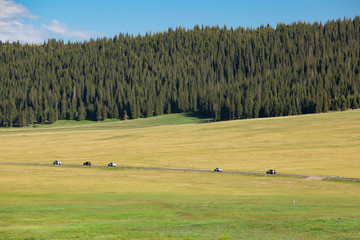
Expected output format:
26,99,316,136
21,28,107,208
0,110,359,178
0,164,359,240
0,111,360,239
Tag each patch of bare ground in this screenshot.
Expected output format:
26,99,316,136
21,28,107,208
305,176,325,180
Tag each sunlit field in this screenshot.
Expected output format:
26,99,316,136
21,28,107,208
1,110,360,239
1,110,359,178
0,164,359,239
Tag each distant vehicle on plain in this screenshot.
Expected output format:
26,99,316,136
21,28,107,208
266,169,276,174
53,160,61,165
214,167,222,172
83,162,91,166
108,162,116,167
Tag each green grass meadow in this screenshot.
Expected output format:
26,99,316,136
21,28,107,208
1,165,359,239
1,110,360,239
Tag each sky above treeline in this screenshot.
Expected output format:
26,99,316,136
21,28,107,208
0,0,359,43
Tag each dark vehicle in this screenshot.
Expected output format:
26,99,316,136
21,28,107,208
214,167,223,172
83,161,91,166
53,160,61,165
108,162,116,167
266,169,276,174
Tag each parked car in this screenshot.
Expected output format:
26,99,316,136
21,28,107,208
108,162,116,167
266,169,276,174
53,160,61,165
214,167,222,172
83,161,91,166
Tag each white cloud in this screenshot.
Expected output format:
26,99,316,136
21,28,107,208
42,20,94,39
0,0,42,42
0,0,99,43
0,0,36,19
0,19,44,43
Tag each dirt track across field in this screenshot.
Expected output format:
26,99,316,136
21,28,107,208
1,162,359,181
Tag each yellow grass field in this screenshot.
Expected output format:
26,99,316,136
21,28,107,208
1,110,359,178
0,164,358,198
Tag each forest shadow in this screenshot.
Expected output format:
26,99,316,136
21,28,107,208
183,111,214,123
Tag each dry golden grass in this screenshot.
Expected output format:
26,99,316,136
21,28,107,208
0,164,358,198
1,110,359,178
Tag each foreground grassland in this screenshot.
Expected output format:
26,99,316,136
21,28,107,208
0,111,360,239
1,110,359,178
0,164,359,239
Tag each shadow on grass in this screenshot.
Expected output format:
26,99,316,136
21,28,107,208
183,111,214,123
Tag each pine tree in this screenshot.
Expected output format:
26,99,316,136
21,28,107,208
48,107,56,124
77,101,86,121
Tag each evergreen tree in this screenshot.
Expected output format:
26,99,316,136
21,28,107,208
77,101,86,121
0,17,359,126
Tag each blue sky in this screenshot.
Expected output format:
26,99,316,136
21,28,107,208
1,0,359,43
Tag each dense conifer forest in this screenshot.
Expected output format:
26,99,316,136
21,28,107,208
0,17,359,127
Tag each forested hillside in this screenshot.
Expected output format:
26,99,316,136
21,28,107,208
0,17,359,127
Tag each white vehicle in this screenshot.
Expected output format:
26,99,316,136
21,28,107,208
53,160,61,165
214,167,222,172
108,162,116,167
